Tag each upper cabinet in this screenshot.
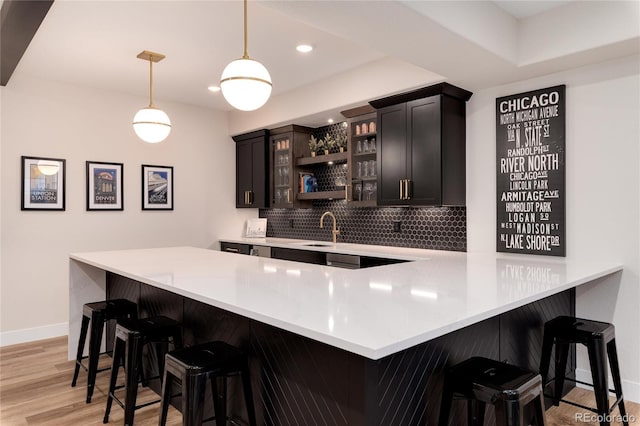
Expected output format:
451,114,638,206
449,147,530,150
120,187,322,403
370,83,472,206
346,109,378,207
232,130,269,208
269,125,314,208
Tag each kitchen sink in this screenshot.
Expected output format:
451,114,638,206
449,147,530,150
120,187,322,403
303,243,334,247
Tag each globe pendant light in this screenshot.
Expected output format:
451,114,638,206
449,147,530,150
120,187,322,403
220,0,272,111
133,51,171,143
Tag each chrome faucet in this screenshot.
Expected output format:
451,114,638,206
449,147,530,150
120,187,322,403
320,211,340,244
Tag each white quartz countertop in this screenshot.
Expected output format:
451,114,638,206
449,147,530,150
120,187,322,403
70,246,622,360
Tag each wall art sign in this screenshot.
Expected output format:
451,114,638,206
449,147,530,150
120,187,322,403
496,85,566,256
21,156,66,211
142,164,173,210
86,161,123,211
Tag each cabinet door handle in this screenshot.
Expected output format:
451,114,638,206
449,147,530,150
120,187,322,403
225,247,240,253
345,184,349,201
244,190,249,205
405,179,412,200
248,190,254,205
399,180,404,200
287,188,291,203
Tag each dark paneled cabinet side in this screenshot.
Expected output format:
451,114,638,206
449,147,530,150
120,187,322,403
233,130,269,208
371,82,472,206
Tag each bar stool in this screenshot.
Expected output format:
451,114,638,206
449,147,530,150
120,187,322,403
159,341,257,426
539,316,628,426
438,357,546,426
103,316,182,426
71,299,138,403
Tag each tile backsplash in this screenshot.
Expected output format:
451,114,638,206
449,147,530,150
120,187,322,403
259,201,466,252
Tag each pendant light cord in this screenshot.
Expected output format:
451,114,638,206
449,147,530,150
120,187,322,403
149,55,154,107
243,0,249,59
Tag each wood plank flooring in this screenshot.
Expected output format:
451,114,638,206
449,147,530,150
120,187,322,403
1,337,638,425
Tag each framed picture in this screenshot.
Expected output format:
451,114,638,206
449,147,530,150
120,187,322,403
21,156,66,211
86,161,123,211
142,164,173,210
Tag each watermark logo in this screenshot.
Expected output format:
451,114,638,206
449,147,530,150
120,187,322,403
575,413,637,423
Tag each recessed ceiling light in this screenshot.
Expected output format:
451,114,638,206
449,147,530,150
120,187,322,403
327,118,334,124
296,44,313,53
207,85,221,93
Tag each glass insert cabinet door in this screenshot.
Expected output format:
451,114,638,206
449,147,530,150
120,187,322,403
271,134,293,208
348,113,378,206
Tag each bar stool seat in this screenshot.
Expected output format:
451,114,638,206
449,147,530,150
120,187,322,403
439,357,546,426
71,299,138,403
103,316,182,426
539,316,628,426
159,341,257,426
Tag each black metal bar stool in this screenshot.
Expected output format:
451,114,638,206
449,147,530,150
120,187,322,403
103,316,182,426
158,341,257,426
438,357,547,426
539,316,628,426
71,299,138,403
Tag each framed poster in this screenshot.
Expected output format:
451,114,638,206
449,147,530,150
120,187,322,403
21,156,66,211
86,161,123,211
496,85,566,256
142,164,173,210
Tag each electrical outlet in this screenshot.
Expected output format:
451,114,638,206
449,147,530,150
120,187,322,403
393,221,401,232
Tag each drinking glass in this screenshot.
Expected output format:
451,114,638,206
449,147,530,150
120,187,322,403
370,138,376,152
364,182,373,200
354,183,362,201
362,161,369,177
363,139,369,153
357,140,362,153
369,160,376,177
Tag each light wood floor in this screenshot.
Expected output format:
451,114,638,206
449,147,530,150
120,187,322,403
1,337,638,425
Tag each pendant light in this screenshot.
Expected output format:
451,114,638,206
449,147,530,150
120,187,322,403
220,0,272,111
37,160,59,175
133,51,171,143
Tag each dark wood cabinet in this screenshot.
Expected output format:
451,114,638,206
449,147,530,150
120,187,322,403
232,130,269,208
220,241,251,255
270,247,326,265
269,125,314,208
371,83,472,206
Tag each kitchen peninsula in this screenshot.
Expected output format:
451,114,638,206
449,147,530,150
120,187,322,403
69,245,622,424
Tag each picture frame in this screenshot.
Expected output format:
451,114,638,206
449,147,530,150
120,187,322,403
246,218,267,238
21,156,66,211
142,164,173,210
86,161,124,211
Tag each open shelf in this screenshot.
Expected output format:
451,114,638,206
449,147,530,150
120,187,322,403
352,131,376,139
296,151,348,166
297,190,346,200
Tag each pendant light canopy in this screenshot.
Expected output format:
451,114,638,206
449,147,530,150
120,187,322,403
220,0,272,111
133,51,171,143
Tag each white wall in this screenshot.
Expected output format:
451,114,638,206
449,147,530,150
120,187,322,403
0,74,254,344
466,55,640,401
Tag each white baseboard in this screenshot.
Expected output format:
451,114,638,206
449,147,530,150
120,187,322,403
576,367,640,404
0,322,68,347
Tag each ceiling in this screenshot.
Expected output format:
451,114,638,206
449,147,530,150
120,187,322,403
8,0,640,130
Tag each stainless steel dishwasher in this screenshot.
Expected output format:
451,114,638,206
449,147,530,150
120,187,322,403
250,245,272,258
326,253,360,269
